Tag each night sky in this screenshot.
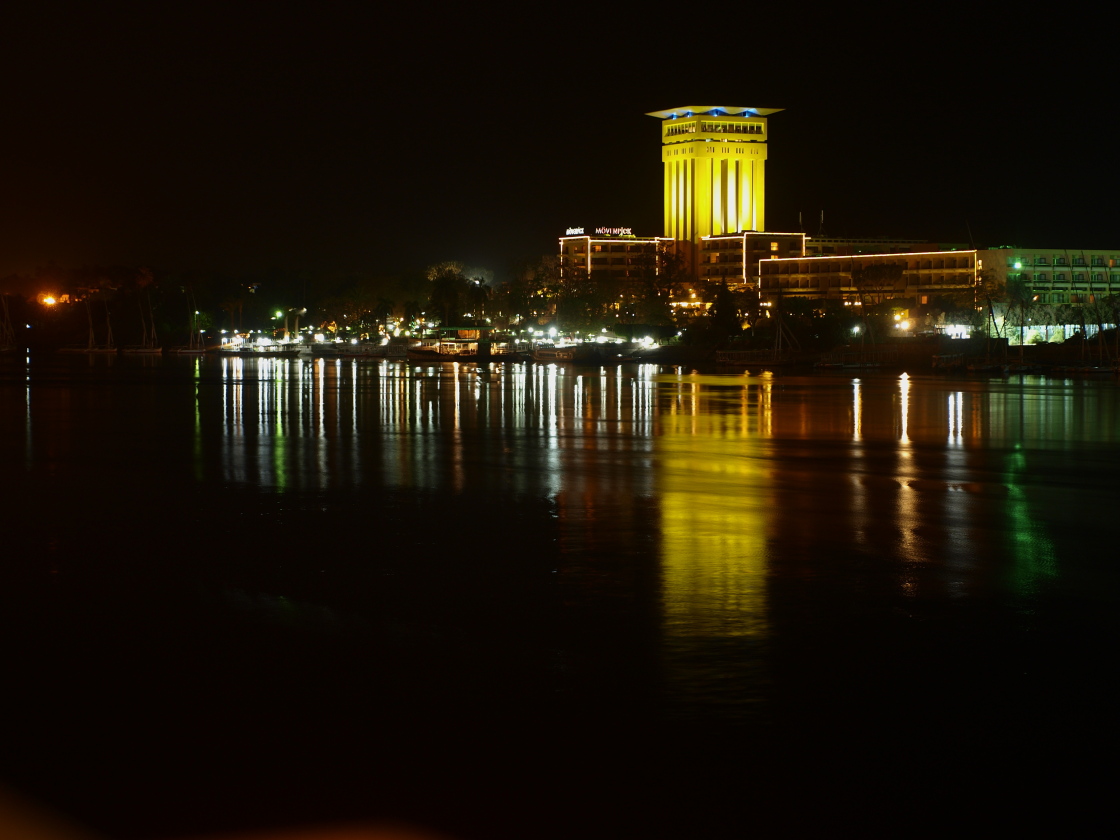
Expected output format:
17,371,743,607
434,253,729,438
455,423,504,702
2,5,1115,281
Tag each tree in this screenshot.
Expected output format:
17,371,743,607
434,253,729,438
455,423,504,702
707,283,743,339
554,265,610,333
1003,274,1035,357
426,263,472,327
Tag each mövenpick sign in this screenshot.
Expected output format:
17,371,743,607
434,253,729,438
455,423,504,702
563,226,633,236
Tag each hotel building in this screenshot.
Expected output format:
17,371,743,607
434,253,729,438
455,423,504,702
647,106,780,257
555,106,1120,328
698,231,806,289
758,250,979,303
981,247,1120,305
758,247,1120,306
558,227,675,283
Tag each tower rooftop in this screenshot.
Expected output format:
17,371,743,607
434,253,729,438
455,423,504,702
646,106,783,120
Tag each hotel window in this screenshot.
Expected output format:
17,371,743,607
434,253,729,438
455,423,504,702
1092,256,1104,266
1111,275,1120,284
1074,273,1085,282
1052,293,1065,303
1054,273,1067,283
1035,256,1048,264
770,242,779,252
1073,257,1085,265
1092,273,1104,282
1036,273,1048,282
1055,256,1067,265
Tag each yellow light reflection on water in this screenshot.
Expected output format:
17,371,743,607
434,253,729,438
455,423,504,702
655,374,772,714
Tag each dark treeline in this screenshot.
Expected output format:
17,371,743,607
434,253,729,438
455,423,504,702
5,259,1116,355
1,261,534,348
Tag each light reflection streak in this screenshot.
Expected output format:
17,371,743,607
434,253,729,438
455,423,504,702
24,352,32,471
948,391,964,445
656,374,771,716
899,373,910,444
852,379,862,441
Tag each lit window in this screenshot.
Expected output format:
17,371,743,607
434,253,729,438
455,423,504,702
770,242,779,252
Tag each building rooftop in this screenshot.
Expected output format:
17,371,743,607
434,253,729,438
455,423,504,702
646,106,784,120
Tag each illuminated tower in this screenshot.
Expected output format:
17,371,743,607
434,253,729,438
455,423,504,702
647,105,783,245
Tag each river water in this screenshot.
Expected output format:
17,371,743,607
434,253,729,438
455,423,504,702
2,355,1117,838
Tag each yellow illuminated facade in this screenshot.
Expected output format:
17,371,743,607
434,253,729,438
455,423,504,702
648,106,782,247
700,231,806,290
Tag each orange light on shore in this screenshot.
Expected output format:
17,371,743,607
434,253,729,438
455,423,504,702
41,296,57,305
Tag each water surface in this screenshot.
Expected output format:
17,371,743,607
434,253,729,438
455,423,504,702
2,355,1116,837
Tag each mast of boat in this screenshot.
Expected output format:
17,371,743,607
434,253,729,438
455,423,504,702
138,296,148,348
86,300,97,350
146,291,158,349
0,295,15,349
189,306,203,351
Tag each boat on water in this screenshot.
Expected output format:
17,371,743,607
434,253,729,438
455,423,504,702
718,306,802,368
531,346,578,362
407,335,529,362
298,340,408,359
121,291,162,354
169,308,207,354
530,342,635,364
966,361,1009,374
218,346,301,358
120,344,163,355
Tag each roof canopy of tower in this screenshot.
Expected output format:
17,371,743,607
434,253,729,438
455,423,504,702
645,106,784,120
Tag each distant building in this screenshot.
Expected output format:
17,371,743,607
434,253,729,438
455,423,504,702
758,246,1120,306
981,246,1120,305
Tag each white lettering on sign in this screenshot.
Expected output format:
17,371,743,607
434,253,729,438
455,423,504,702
594,227,633,236
565,227,585,235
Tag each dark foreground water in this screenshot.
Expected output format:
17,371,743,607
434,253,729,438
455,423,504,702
2,354,1118,838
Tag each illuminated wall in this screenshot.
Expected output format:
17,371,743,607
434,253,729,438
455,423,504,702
647,106,783,245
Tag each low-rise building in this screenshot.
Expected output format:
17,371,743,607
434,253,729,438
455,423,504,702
558,228,676,284
981,246,1120,305
758,250,979,304
758,246,1120,307
803,237,968,257
698,231,806,289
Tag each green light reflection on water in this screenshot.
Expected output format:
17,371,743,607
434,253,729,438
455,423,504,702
1002,443,1058,599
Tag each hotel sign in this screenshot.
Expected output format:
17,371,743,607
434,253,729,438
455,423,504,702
564,226,634,236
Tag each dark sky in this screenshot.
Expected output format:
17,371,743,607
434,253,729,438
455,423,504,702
2,4,1115,280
